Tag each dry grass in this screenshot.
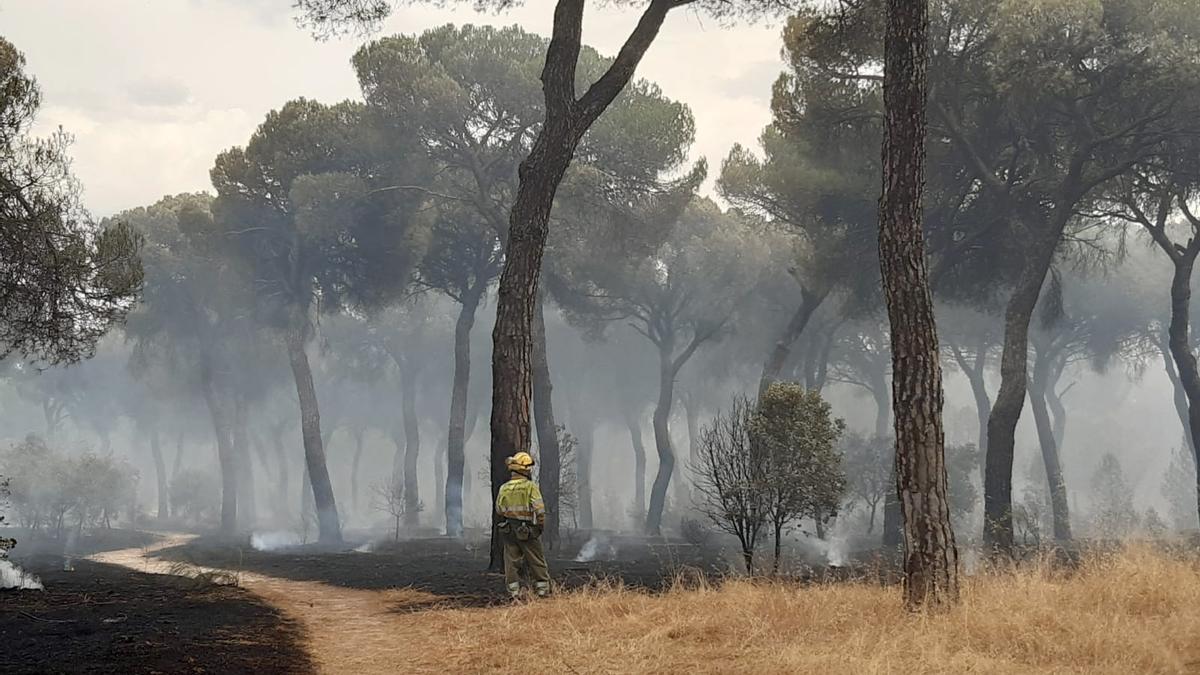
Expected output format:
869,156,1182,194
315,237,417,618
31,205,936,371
394,547,1200,674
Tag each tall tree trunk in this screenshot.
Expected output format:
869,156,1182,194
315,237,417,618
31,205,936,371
434,432,446,523
447,293,480,538
566,388,595,531
400,360,421,526
1159,337,1194,457
270,425,290,521
1162,253,1200,530
286,331,341,544
622,407,648,518
149,426,169,520
531,292,562,545
488,0,680,570
948,337,991,476
645,344,677,536
1028,349,1071,542
233,394,256,531
882,472,902,549
172,431,184,480
200,368,237,537
351,428,366,516
880,0,958,607
983,237,1061,555
758,286,827,398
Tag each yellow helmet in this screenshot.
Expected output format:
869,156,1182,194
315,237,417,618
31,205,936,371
506,452,535,474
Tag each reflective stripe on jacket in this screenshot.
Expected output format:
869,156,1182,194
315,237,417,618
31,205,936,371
495,477,545,524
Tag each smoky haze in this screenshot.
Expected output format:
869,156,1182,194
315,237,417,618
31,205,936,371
2,0,1197,578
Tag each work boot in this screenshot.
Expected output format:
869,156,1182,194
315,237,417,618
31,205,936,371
535,581,550,598
507,581,521,600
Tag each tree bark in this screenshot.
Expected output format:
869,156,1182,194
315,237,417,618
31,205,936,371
880,0,959,608
149,426,169,520
286,330,342,544
531,292,562,545
270,423,290,521
233,396,256,531
172,431,184,480
351,428,366,516
645,343,678,536
200,366,237,537
622,407,648,518
1028,347,1071,542
983,232,1062,555
1160,338,1195,456
447,292,480,538
758,286,827,398
1163,253,1200,529
566,388,595,531
488,0,680,570
399,358,421,526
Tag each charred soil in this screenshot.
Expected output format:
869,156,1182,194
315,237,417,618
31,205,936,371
0,555,314,675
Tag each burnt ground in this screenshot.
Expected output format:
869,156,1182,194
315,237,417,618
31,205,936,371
150,534,730,607
0,555,314,675
150,533,872,609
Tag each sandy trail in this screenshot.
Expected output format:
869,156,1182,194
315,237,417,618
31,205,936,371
90,535,444,674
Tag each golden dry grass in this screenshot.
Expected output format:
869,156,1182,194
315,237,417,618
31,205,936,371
394,547,1200,674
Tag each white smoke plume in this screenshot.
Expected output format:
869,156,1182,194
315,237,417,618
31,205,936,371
250,530,303,552
0,560,43,590
574,534,617,562
807,535,848,567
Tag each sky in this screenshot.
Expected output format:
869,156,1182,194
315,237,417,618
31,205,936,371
2,0,785,218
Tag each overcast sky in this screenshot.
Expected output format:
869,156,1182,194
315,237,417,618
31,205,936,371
2,0,785,217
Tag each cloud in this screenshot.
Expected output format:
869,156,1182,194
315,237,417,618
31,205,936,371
126,77,191,108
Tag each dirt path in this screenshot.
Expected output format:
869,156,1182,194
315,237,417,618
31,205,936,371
90,535,445,674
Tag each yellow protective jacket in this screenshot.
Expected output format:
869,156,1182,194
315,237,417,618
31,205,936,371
495,476,546,525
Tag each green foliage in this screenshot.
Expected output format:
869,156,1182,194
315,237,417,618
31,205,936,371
0,37,142,365
1088,453,1140,539
752,382,846,531
0,434,139,535
210,98,429,335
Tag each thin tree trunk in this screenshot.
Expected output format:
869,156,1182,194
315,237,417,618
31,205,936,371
1028,349,1071,542
286,331,341,544
1159,337,1194,456
758,286,827,398
773,520,783,575
271,424,290,521
983,239,1061,555
200,368,237,537
233,394,256,531
351,428,366,516
567,389,595,531
531,292,562,545
434,432,446,522
400,360,421,527
172,432,184,480
645,344,677,536
622,407,648,518
488,0,681,570
447,293,480,539
149,426,169,520
1163,253,1200,530
880,0,958,607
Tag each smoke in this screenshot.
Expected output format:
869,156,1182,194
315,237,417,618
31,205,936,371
0,560,43,590
250,530,303,552
806,535,848,567
574,534,617,562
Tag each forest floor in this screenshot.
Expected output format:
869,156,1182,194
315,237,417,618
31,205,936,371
0,531,312,674
6,531,1200,673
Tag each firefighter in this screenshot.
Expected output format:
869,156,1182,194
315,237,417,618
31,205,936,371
495,451,551,599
